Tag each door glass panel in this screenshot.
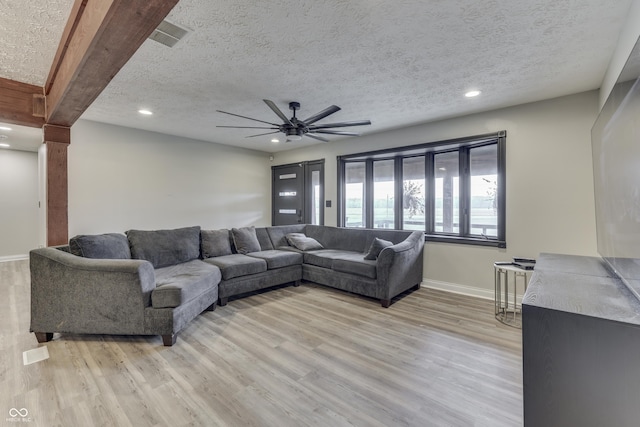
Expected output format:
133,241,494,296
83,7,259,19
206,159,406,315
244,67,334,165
373,159,395,229
311,170,321,225
279,209,297,214
279,173,296,180
434,152,459,233
470,144,498,237
403,156,426,231
344,162,365,227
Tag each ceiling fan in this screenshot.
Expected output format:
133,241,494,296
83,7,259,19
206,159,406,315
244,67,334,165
216,99,371,142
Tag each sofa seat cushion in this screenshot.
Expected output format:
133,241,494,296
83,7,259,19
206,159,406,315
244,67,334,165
246,250,303,270
304,249,360,269
332,253,378,279
203,254,267,280
153,260,221,309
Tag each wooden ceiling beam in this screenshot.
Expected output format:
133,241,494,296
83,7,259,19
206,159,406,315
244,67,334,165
0,77,45,128
45,0,180,126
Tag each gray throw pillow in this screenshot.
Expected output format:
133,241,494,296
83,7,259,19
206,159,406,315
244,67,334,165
126,226,201,268
201,229,233,258
286,233,324,251
69,233,131,259
364,237,393,260
285,233,306,246
231,226,261,254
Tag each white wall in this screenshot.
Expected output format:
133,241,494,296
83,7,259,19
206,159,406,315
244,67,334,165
600,0,640,107
271,91,600,297
0,149,39,259
68,120,271,236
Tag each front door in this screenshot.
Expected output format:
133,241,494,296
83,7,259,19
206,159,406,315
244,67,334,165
272,160,324,226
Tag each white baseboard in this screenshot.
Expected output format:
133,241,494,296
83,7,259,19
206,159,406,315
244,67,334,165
0,254,29,263
423,278,494,301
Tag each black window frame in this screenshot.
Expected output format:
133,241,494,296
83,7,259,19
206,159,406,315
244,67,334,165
337,131,506,248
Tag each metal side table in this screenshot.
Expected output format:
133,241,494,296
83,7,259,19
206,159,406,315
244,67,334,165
494,263,532,328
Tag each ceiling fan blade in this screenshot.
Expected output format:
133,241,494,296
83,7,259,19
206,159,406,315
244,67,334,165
217,126,279,129
263,99,294,126
216,110,280,126
313,130,362,136
308,120,371,130
305,133,329,142
302,105,341,126
246,131,282,138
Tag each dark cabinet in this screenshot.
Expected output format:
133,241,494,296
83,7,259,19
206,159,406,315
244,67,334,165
522,253,640,427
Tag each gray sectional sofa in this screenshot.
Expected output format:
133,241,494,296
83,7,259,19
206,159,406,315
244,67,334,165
30,224,424,346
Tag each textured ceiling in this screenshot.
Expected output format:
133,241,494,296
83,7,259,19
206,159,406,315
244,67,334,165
0,0,635,152
0,0,75,86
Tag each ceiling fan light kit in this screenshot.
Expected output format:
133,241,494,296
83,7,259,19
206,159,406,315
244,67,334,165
217,99,371,143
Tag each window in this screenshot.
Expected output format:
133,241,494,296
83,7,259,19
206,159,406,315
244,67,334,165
434,151,459,234
338,131,506,248
469,144,498,238
344,162,366,228
373,159,395,228
403,156,426,231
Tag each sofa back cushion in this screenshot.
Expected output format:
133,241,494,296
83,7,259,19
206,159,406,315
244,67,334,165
201,229,233,258
304,225,369,252
231,226,261,254
255,227,274,251
69,233,131,259
126,226,201,268
304,225,414,253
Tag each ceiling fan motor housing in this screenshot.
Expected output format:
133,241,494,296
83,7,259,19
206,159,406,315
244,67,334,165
289,102,301,112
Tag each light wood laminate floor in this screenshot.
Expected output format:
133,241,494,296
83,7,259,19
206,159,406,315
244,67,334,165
1,259,522,426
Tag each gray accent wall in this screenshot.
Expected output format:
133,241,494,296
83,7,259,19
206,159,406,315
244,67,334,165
68,120,271,236
0,149,39,258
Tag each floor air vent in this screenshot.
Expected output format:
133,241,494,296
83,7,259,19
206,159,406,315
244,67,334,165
149,20,190,48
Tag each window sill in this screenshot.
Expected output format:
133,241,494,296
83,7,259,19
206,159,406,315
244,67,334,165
425,234,506,248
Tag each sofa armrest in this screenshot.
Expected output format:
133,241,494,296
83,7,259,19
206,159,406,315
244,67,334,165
30,247,156,335
376,232,424,300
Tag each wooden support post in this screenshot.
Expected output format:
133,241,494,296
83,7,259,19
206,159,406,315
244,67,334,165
44,124,71,246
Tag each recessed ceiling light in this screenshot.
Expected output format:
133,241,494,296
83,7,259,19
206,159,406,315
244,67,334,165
138,109,153,115
0,126,11,131
271,138,280,143
465,90,481,98
0,143,10,148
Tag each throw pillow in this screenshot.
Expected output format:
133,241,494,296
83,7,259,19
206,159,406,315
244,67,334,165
126,226,201,268
201,229,233,258
364,237,393,260
69,233,131,259
285,232,306,246
231,226,261,254
286,233,324,251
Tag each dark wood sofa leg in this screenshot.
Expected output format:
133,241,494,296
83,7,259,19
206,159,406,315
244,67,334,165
34,332,53,343
205,302,217,311
293,280,301,287
414,283,421,290
381,299,391,308
162,334,177,346
219,297,228,307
